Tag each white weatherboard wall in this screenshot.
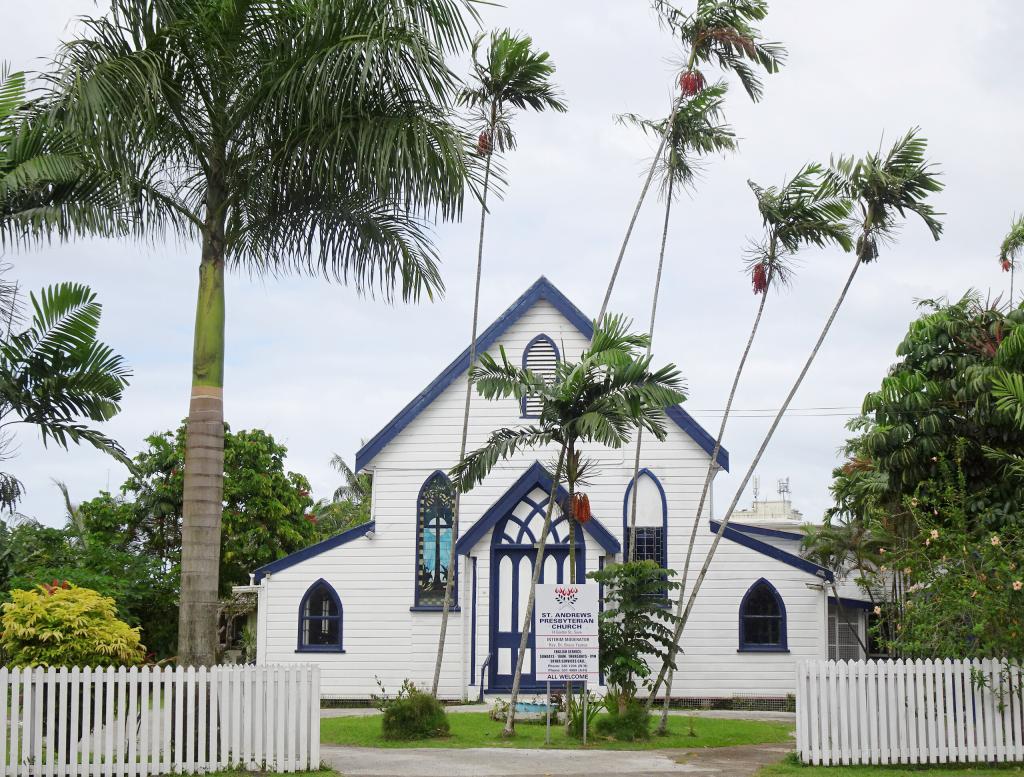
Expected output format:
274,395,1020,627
257,290,834,700
0,664,319,776
796,659,1024,765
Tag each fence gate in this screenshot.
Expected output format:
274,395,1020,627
796,659,1024,766
0,664,320,776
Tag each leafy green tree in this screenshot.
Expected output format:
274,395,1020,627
1,584,145,667
589,561,681,716
435,28,566,697
451,314,686,736
311,454,372,536
0,283,131,510
599,0,785,319
42,0,477,666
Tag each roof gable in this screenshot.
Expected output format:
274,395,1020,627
355,276,729,472
710,519,832,581
454,461,620,555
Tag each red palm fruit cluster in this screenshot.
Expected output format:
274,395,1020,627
752,263,769,294
1001,257,1012,272
305,512,318,524
476,130,492,156
570,493,592,524
679,70,705,97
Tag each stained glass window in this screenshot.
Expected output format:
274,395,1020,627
416,472,455,607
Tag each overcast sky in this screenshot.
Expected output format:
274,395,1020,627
3,1,1021,528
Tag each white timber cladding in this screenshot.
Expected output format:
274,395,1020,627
256,295,831,699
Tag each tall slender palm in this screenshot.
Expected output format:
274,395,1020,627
619,82,736,557
999,215,1024,303
432,29,565,697
450,314,686,736
598,0,785,321
646,162,852,725
648,128,943,705
44,0,476,666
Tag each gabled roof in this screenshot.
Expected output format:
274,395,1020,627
454,461,620,555
355,276,729,472
709,519,833,582
253,520,375,583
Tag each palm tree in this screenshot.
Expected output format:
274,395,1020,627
450,314,686,736
40,0,477,667
1,65,131,247
598,0,785,321
0,283,131,511
999,215,1024,303
648,128,943,705
647,162,852,726
433,29,566,697
620,83,736,559
312,454,372,536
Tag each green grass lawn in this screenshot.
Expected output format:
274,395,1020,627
756,754,1024,777
320,711,794,750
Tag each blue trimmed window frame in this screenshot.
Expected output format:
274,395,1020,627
296,578,345,653
621,468,668,569
520,333,560,419
738,578,788,653
412,470,460,612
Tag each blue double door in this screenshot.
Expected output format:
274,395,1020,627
488,541,585,692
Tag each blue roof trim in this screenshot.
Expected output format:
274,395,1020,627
709,519,833,582
354,276,729,472
829,596,874,611
728,521,805,542
254,521,375,582
455,461,620,556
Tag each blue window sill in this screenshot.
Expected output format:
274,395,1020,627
296,646,345,653
410,606,461,613
737,646,789,653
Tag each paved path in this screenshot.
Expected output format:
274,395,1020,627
321,742,793,776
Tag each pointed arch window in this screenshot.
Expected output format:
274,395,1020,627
521,334,560,418
297,578,344,652
738,578,788,652
622,469,668,568
415,471,456,609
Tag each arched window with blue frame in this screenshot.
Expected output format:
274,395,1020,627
622,468,668,569
738,578,788,652
297,578,344,652
415,471,456,609
521,334,560,418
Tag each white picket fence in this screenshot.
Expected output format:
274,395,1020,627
0,664,320,776
796,659,1024,766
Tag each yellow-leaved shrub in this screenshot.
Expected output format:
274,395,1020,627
1,584,145,667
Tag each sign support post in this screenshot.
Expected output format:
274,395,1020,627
545,679,551,745
582,678,588,745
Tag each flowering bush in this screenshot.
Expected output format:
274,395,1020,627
880,460,1024,660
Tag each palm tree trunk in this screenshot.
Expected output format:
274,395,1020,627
432,149,494,697
649,266,773,720
504,445,567,737
597,97,681,324
627,183,673,559
648,250,865,703
178,230,226,668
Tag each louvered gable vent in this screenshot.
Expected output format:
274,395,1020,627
522,335,559,417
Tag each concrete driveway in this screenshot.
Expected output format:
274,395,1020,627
320,742,793,777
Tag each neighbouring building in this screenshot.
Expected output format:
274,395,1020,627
245,277,873,704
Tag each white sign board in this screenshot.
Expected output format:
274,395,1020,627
534,583,599,682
